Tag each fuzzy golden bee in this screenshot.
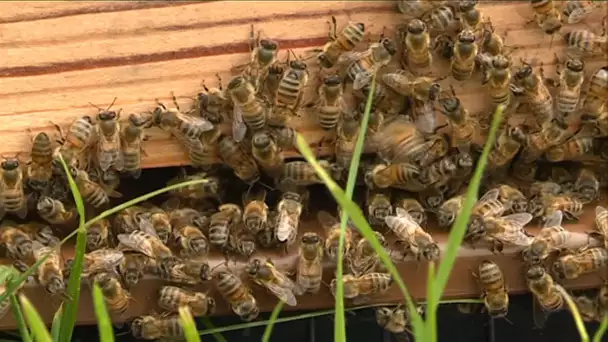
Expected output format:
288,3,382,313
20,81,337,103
79,248,124,277
480,54,514,106
36,196,76,225
546,58,585,122
544,135,594,162
0,222,33,262
436,193,465,229
297,232,324,294
394,196,427,228
318,210,353,263
26,132,54,191
94,101,124,172
552,247,608,280
487,126,527,170
93,271,131,315
316,17,365,69
70,167,120,208
349,231,387,277
524,0,563,35
192,76,231,124
375,305,410,342
214,269,259,321
402,19,432,73
118,252,153,287
131,315,184,340
475,260,509,318
521,119,570,162
450,29,479,81
246,258,300,306
242,186,269,235
563,28,607,59
218,135,260,184
158,286,215,317
529,193,584,221
340,38,397,90
272,58,310,119
493,184,528,214
438,87,477,152
371,116,431,165
513,63,555,129
526,265,564,328
522,211,570,265
54,116,96,169
117,228,172,260
241,27,279,91
172,212,210,259
331,273,393,304
86,218,110,252
276,188,304,249
121,113,151,179
209,204,242,249
251,131,284,179
32,241,65,296
364,163,425,192
580,66,608,120
227,76,268,141
386,208,440,261
366,188,393,227
476,213,534,253
0,157,28,220
335,114,360,173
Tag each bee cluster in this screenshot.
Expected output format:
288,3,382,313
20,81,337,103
0,0,606,339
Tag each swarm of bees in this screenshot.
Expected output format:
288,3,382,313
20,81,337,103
0,0,607,339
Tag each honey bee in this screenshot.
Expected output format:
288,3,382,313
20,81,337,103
525,265,563,328
402,19,432,73
54,116,96,169
480,55,514,106
260,65,284,103
573,168,600,203
36,196,76,225
246,258,300,306
580,66,608,120
79,248,124,277
525,0,563,35
545,58,585,123
280,160,341,188
563,28,607,59
334,114,360,172
449,29,478,81
340,38,397,90
364,163,425,192
372,117,432,165
192,76,232,124
438,88,477,152
396,0,443,18
121,113,152,179
383,71,442,103
226,226,257,259
167,170,221,202
394,196,427,228
552,247,608,280
331,273,393,303
209,204,242,249
375,305,410,342
530,194,584,221
131,315,184,340
158,286,215,317
310,75,345,132
156,256,211,285
513,63,555,128
0,222,33,262
423,3,459,34
93,100,123,172
544,133,594,162
20,222,60,248
528,181,562,200
267,125,296,149
562,1,600,24
153,99,214,145
86,218,110,252
417,133,450,167
419,156,458,189
316,17,365,69
487,126,527,170
251,131,284,179
275,187,304,249
118,252,153,287
218,136,260,184
493,184,528,214
571,294,601,322
522,211,570,266
172,213,210,259
297,232,324,294
591,205,608,248
227,76,268,141
214,269,259,321
475,260,509,318
437,193,465,229
521,119,570,162
241,27,279,91
0,157,28,220
366,188,393,227
318,210,353,262
32,241,65,296
26,132,54,191
70,167,120,208
349,232,387,277
466,189,507,243
242,186,269,235
113,205,148,234
458,0,482,31
386,208,440,261
478,213,534,253
93,271,132,315
117,227,172,260
273,57,309,118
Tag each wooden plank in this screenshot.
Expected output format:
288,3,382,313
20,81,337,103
0,1,605,168
0,208,602,330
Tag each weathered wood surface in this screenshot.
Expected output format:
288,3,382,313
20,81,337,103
0,1,606,168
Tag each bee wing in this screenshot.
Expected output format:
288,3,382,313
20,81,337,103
232,106,247,143
395,207,419,227
353,71,373,91
414,102,437,134
478,188,500,203
596,205,607,217
337,51,367,67
116,233,155,259
275,211,292,242
264,281,298,306
495,229,534,247
531,295,550,329
501,213,534,229
543,210,563,229
182,113,215,132
567,7,594,24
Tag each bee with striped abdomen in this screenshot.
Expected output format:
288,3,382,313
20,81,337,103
316,17,365,69
475,260,509,318
0,156,28,220
227,76,268,142
121,113,152,179
297,232,324,294
340,38,397,90
93,99,123,172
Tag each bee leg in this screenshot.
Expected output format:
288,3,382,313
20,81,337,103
248,24,256,52
328,16,337,41
170,92,181,112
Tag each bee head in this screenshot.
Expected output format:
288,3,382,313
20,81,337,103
289,60,307,71
458,30,476,44
128,113,152,128
492,55,511,69
566,58,584,72
527,265,546,280
46,277,65,295
440,97,460,115
324,74,342,86
507,126,526,144
317,53,334,69
252,132,272,149
97,110,117,121
123,269,142,287
1,158,19,170
130,317,145,338
380,38,397,55
423,243,440,261
227,77,245,91
16,240,33,259
437,210,455,228
407,19,426,34
375,307,392,326
515,64,533,80
199,263,212,281
206,296,217,315
260,39,278,51
245,258,262,276
301,232,320,245
197,92,210,108
239,241,257,258
459,0,478,12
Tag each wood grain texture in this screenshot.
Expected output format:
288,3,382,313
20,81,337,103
0,206,604,330
0,1,606,168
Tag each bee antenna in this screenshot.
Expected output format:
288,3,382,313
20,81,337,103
106,97,118,111
88,102,103,111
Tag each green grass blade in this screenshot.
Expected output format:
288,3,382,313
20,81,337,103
262,301,284,342
593,314,608,342
179,306,201,342
428,105,505,324
9,294,31,342
200,318,227,342
19,295,52,342
92,284,114,342
333,76,376,342
57,155,87,342
84,178,210,229
295,134,424,341
425,262,437,342
51,304,63,342
555,285,589,342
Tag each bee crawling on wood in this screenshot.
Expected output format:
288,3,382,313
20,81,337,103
385,207,440,262
331,272,393,304
246,258,301,306
0,155,28,220
91,98,124,172
474,260,509,319
314,16,365,69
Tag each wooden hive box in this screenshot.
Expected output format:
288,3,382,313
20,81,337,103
0,1,606,329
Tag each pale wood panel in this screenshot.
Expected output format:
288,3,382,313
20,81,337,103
0,1,605,169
